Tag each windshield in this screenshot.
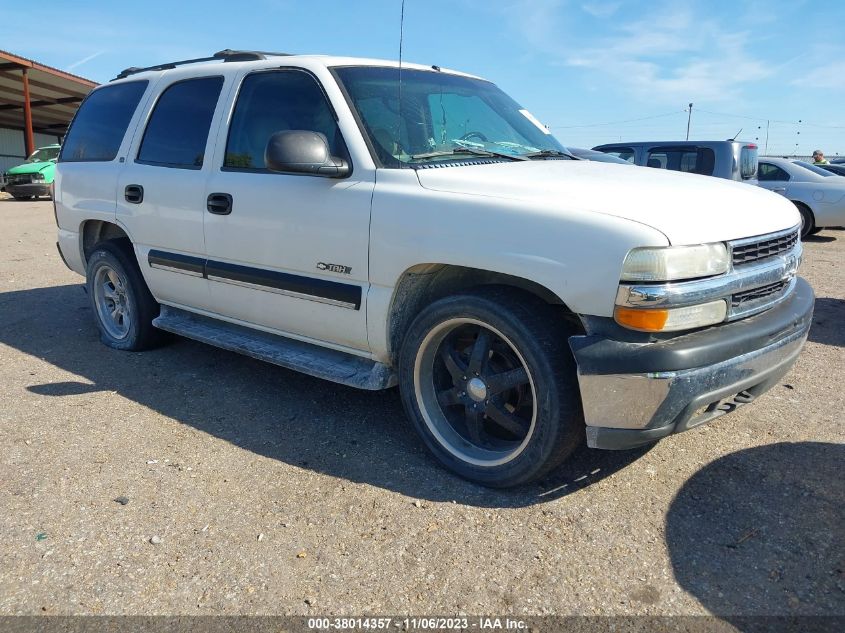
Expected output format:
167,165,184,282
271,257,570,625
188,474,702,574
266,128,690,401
26,147,60,163
793,160,836,177
333,67,568,166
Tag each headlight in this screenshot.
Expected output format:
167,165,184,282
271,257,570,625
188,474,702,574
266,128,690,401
621,243,729,282
32,172,45,181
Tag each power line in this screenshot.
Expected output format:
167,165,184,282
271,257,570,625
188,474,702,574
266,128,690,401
548,110,685,129
696,108,845,130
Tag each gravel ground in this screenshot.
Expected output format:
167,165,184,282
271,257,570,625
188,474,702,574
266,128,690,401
0,197,842,618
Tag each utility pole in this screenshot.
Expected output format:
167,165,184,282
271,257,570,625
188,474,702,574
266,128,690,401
686,103,693,141
764,120,769,155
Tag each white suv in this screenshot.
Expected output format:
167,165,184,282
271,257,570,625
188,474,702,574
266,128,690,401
55,50,814,487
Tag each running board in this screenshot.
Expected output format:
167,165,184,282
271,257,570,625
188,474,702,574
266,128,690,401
152,306,396,390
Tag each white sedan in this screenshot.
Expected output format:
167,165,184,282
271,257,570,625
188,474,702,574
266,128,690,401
758,157,845,237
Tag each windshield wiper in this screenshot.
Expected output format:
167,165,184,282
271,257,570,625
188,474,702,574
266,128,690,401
522,149,578,160
411,147,529,162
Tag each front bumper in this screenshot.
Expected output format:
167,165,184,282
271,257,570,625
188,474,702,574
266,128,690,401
6,182,51,198
570,277,814,450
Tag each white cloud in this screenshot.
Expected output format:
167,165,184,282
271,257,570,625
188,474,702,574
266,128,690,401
792,60,845,91
509,1,773,103
67,51,105,71
581,1,622,19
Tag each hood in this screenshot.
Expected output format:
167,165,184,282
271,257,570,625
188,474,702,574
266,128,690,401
8,161,54,175
415,160,799,244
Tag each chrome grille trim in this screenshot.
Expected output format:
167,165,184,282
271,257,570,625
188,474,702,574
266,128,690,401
616,229,803,322
730,225,800,267
730,277,795,319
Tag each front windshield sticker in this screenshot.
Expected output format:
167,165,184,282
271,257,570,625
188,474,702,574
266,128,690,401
519,109,551,135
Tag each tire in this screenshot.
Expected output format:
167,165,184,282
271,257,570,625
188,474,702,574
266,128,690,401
795,203,815,239
398,287,584,488
809,227,823,235
12,195,33,201
85,240,166,351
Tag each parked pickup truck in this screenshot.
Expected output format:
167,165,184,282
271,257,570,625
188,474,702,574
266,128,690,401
55,50,814,487
5,144,60,200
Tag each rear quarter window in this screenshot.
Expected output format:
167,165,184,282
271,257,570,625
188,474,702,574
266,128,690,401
59,81,149,162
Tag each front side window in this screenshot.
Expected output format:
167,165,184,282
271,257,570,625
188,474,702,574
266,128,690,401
758,163,790,182
224,70,346,170
333,66,568,167
60,81,148,162
137,76,223,169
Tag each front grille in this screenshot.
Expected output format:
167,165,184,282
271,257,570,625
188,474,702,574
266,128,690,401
731,280,788,309
7,174,33,185
731,229,799,266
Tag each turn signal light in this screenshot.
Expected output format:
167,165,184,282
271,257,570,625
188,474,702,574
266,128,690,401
614,300,727,332
614,307,669,331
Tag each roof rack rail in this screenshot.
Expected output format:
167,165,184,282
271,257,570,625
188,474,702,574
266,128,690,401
112,49,293,81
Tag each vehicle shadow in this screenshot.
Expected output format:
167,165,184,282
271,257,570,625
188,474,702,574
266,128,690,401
666,442,844,623
803,234,836,243
808,297,845,348
0,284,649,508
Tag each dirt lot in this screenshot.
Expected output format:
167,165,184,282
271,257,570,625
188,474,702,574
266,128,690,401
0,197,842,619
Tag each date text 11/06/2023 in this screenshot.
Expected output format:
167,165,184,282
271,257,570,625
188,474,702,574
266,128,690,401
307,617,528,630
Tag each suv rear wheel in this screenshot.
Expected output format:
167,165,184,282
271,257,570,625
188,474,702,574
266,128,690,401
86,240,166,351
398,288,584,487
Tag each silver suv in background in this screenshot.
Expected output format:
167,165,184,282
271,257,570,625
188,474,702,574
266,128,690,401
593,140,758,183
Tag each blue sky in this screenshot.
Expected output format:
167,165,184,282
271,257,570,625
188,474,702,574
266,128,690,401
6,0,844,156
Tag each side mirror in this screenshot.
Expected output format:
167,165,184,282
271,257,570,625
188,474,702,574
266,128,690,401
265,130,350,178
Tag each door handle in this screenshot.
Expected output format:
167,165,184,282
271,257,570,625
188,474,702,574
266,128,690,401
207,192,233,215
772,187,786,193
125,184,144,204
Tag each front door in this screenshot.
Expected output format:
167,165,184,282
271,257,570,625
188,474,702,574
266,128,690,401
202,69,373,352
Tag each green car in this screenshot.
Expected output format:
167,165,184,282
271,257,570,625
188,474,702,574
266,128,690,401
5,144,61,200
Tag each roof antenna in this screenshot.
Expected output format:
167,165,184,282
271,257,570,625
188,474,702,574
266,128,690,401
728,128,742,141
397,0,406,168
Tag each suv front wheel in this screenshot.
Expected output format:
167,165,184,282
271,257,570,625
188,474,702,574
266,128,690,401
398,288,584,488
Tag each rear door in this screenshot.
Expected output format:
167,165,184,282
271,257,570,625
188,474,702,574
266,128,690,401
116,74,227,312
202,68,373,351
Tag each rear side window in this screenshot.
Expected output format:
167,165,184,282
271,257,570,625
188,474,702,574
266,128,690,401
758,163,790,182
646,147,715,176
740,145,758,179
224,70,345,170
137,76,223,169
60,81,148,162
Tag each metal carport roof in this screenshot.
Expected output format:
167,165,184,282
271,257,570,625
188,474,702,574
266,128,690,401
0,49,98,155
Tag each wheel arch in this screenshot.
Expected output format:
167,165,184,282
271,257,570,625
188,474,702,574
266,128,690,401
385,263,582,364
80,219,132,266
791,200,815,236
